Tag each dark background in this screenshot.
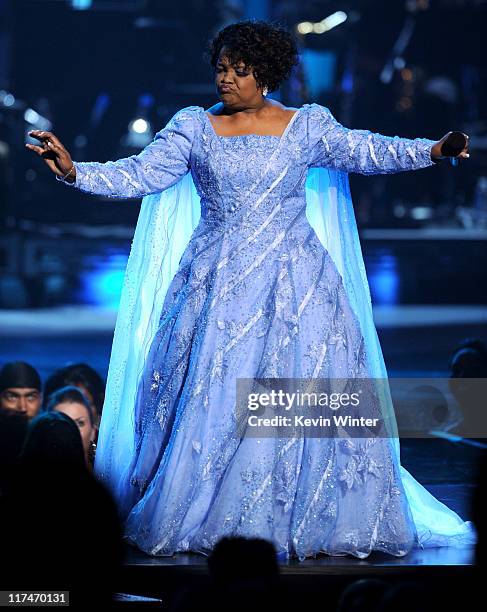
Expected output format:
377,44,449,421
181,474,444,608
0,0,486,311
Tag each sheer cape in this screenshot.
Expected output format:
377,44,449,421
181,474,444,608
93,166,477,550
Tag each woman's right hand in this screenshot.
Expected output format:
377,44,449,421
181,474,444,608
25,130,76,183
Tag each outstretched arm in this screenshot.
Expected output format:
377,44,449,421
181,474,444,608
308,103,464,175
27,106,199,199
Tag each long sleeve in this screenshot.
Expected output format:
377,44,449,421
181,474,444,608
57,106,199,199
308,103,438,175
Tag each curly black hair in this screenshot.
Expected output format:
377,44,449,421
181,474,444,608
205,20,299,93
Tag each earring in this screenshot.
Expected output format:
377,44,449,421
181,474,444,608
89,440,97,462
262,86,268,97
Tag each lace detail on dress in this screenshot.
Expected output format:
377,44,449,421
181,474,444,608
65,103,475,559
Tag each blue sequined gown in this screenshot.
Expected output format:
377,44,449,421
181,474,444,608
62,103,475,560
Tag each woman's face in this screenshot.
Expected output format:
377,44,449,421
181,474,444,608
54,401,94,461
74,383,100,427
214,46,263,108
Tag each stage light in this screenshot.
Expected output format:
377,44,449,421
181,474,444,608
411,206,433,220
24,108,52,131
320,11,348,32
369,253,399,306
123,94,155,148
70,0,92,9
393,57,406,70
401,68,414,81
394,204,407,218
78,254,127,309
301,50,337,97
69,0,145,10
396,97,413,111
130,118,150,134
1,92,15,107
24,108,39,124
296,12,348,36
297,22,314,35
124,117,153,148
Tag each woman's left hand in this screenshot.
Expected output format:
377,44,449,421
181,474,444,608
431,131,470,161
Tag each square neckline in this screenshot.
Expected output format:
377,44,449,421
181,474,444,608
202,105,305,140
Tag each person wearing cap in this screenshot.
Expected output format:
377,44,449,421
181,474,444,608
0,361,43,420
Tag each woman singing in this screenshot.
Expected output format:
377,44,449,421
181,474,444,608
27,20,475,560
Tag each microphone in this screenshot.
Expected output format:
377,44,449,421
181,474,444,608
440,131,468,167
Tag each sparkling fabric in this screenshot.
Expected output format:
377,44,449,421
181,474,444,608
61,103,476,560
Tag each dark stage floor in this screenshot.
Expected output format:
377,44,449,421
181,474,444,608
120,528,477,608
